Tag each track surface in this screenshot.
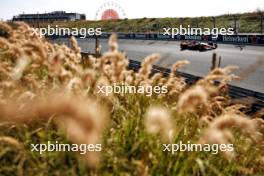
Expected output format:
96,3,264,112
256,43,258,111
52,38,264,93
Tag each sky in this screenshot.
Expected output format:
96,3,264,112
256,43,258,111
0,0,264,20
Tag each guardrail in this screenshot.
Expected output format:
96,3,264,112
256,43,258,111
81,52,264,113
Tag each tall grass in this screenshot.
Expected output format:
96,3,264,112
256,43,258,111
0,22,263,175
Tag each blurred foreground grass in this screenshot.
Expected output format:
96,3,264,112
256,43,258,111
1,93,263,175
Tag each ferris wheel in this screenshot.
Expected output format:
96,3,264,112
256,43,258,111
95,1,126,20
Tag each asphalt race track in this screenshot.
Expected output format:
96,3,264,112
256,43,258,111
52,38,264,93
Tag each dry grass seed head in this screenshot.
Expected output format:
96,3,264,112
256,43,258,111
145,106,174,142
177,85,208,114
199,113,261,159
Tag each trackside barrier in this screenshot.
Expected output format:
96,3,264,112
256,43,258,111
80,51,264,113
81,52,264,113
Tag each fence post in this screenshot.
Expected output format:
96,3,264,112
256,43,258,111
218,56,221,68
260,13,263,34
212,17,216,28
95,36,100,57
257,10,264,34
232,15,239,34
211,53,217,70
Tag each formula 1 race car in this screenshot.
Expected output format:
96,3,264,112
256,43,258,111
180,41,218,51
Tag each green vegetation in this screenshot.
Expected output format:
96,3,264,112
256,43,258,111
39,12,264,33
1,94,264,176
